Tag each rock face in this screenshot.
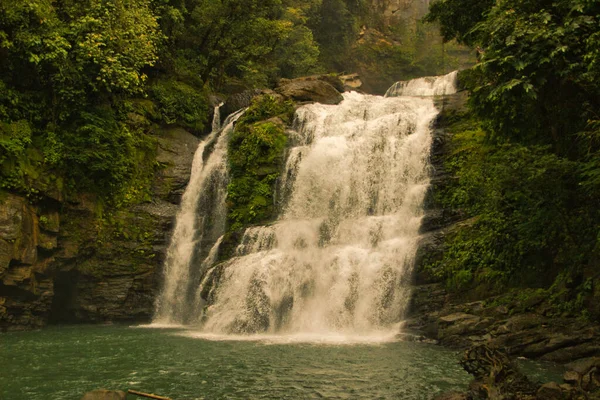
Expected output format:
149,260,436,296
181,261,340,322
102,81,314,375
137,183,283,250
0,193,55,330
276,77,344,105
0,124,199,331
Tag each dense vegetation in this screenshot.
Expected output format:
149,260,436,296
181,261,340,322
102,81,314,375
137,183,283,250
426,0,600,315
0,0,460,212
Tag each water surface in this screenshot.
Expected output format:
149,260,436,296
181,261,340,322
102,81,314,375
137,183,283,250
1,325,471,400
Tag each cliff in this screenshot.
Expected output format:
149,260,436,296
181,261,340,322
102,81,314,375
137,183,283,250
0,120,199,331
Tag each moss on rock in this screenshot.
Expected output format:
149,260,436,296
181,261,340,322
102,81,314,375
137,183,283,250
226,95,294,231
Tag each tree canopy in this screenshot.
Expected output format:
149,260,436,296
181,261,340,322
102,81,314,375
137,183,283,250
425,0,600,310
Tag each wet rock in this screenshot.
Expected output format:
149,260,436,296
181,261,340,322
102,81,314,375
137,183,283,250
503,314,547,332
536,382,567,400
80,389,126,400
396,331,439,344
221,88,263,121
340,73,363,91
432,392,468,400
276,79,343,105
437,313,495,347
153,127,200,205
563,370,579,384
461,345,538,399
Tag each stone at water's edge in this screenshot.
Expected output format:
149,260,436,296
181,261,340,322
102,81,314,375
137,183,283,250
80,390,126,400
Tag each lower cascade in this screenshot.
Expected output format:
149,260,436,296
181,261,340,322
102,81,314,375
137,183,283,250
154,72,458,337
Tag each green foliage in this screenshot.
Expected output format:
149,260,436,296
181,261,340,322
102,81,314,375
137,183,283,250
157,0,320,89
0,0,161,112
428,0,600,153
0,120,32,165
430,112,598,294
150,79,210,133
307,0,358,70
60,107,157,204
425,0,495,46
0,0,162,203
227,95,293,231
0,120,33,191
425,0,600,316
236,94,295,126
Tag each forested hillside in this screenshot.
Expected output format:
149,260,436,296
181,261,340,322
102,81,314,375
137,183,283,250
0,0,459,208
423,0,600,318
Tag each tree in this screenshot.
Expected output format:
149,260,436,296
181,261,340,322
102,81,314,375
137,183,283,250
158,0,319,88
427,0,600,155
0,0,162,196
424,0,494,46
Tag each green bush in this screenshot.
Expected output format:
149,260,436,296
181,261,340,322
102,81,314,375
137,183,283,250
149,79,210,134
226,95,293,231
59,107,157,205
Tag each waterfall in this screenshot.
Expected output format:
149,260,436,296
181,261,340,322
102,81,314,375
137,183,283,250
154,107,243,324
385,71,458,97
154,73,458,337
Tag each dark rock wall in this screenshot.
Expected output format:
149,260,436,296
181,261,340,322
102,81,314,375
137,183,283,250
0,127,198,331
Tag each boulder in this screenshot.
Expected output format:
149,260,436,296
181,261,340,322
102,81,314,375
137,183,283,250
80,389,126,400
276,79,343,105
461,345,538,400
220,89,262,121
279,74,345,93
340,74,363,91
536,382,567,400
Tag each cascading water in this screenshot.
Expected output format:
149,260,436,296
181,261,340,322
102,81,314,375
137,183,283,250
154,108,243,324
385,71,458,97
154,72,458,339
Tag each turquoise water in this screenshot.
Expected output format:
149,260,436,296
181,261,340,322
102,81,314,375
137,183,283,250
0,325,472,400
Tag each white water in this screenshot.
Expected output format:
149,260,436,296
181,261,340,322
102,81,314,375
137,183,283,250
154,73,458,339
385,70,458,97
154,108,242,324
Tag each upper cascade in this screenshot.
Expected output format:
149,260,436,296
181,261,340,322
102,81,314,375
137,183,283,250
385,70,459,97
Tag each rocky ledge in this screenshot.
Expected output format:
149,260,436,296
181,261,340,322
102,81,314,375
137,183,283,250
405,283,600,364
